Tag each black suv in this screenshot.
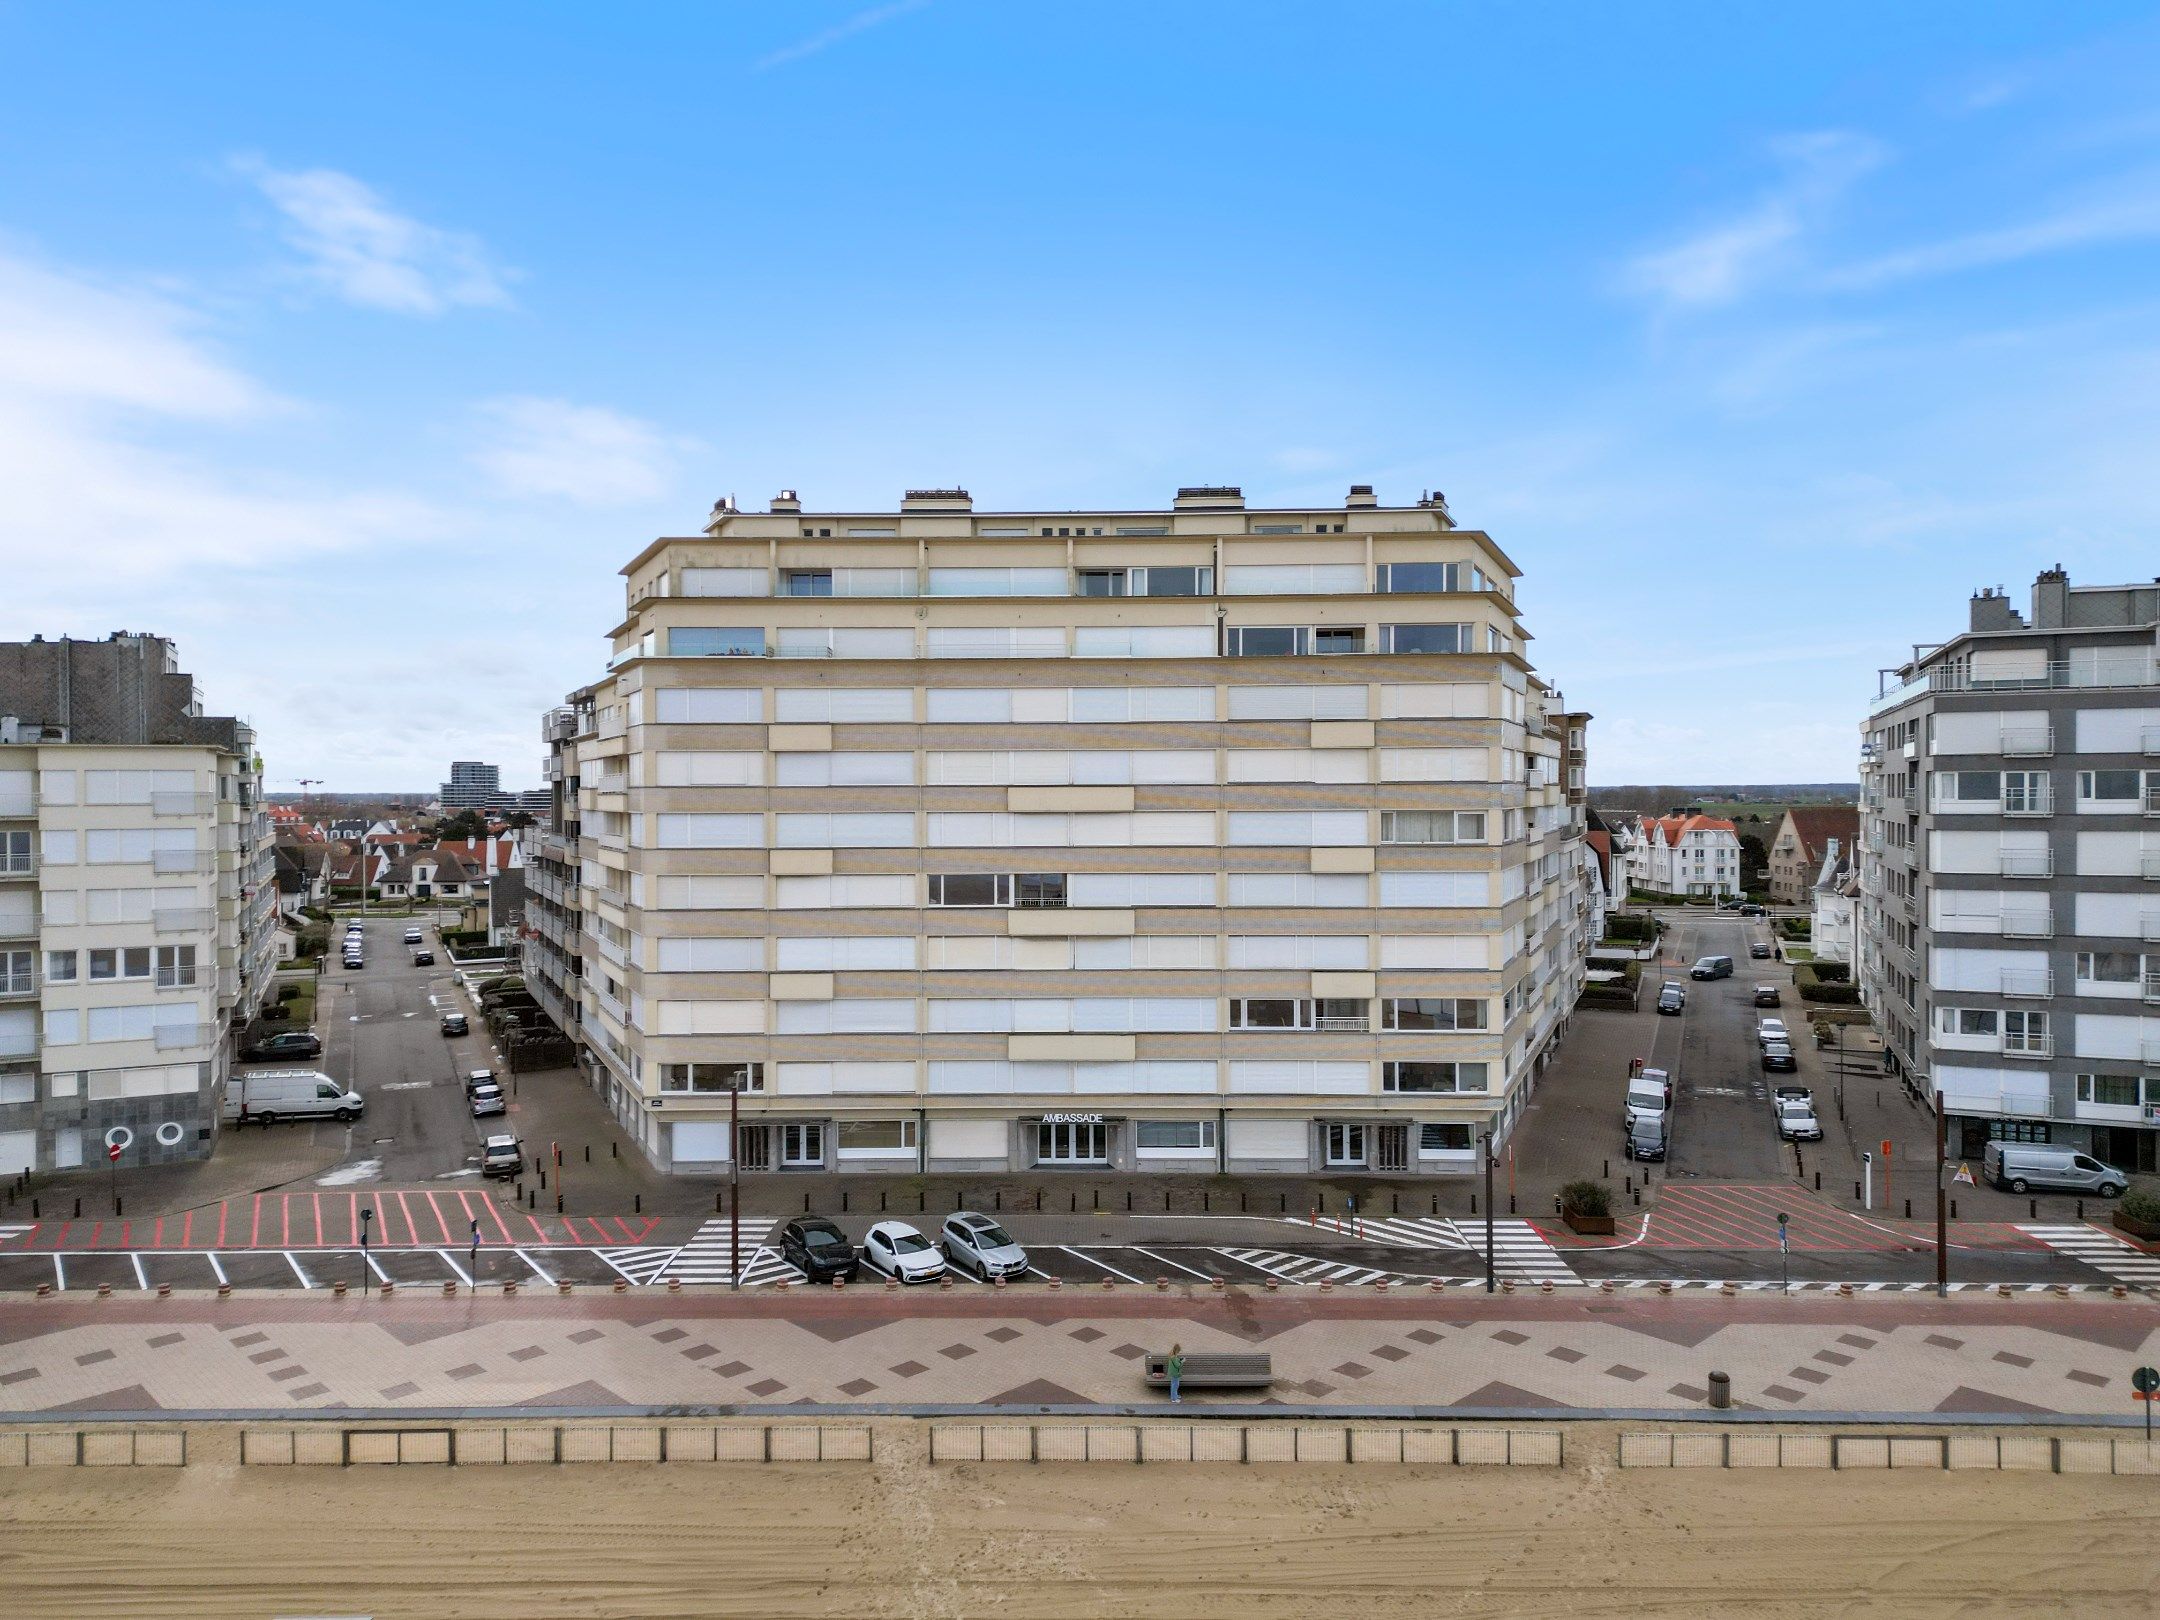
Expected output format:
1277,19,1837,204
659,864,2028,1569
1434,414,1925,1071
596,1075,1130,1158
779,1217,857,1282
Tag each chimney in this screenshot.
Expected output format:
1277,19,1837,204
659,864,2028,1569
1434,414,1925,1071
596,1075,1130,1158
769,489,802,513
1968,586,2025,633
1172,485,1244,511
2032,565,2070,629
1346,484,1378,509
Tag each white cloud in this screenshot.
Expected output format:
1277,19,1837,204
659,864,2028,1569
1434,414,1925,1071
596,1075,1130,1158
469,395,689,504
756,0,930,71
1822,174,2160,291
235,158,514,315
1622,131,1886,311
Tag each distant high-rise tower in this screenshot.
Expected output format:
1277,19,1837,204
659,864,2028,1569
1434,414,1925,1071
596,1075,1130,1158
440,760,502,810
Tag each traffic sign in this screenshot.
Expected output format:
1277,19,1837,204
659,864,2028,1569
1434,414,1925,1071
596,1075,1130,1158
2133,1366,2159,1397
1953,1162,1975,1186
1880,1140,1892,1158
106,1143,121,1162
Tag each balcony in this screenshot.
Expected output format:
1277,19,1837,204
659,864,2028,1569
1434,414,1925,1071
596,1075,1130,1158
0,966,36,1000
1999,727,2054,756
2001,790,2053,817
1998,908,2053,938
153,1021,216,1051
1929,650,2160,693
1999,969,2053,998
1315,1015,1371,1033
2147,786,2160,817
2142,971,2160,1005
152,791,217,817
1998,850,2052,879
2145,851,2160,881
1939,1086,2050,1119
2000,1032,2053,1060
152,849,213,876
154,969,200,992
0,854,32,883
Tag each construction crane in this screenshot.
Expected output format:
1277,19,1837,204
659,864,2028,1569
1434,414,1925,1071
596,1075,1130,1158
292,778,324,816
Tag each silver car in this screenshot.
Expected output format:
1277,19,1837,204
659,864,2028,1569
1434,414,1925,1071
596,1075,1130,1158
941,1211,1029,1279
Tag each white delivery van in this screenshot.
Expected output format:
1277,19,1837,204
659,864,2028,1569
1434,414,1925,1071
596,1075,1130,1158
224,1070,364,1126
1624,1073,1669,1124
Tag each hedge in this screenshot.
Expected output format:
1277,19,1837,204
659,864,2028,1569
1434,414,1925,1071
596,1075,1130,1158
1809,960,1851,983
1795,963,1861,1004
1627,889,1724,907
1778,916,1812,939
1602,914,1660,942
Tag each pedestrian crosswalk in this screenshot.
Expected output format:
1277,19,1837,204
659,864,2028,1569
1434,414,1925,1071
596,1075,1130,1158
1452,1220,1580,1286
2017,1224,2160,1289
1219,1248,1394,1287
596,1245,679,1285
1283,1213,1475,1250
660,1218,778,1285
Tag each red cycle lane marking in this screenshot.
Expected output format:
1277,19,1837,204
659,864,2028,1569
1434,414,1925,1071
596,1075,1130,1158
392,1191,420,1246
481,1196,515,1245
215,1203,226,1247
610,1217,638,1242
279,1196,290,1249
153,1218,164,1248
423,1191,453,1244
311,1193,323,1248
249,1197,261,1249
523,1213,549,1242
119,1221,131,1249
348,1192,358,1247
88,1222,102,1247
181,1211,192,1248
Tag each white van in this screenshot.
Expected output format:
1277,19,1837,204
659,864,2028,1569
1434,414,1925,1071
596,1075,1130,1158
1624,1073,1668,1124
224,1070,365,1126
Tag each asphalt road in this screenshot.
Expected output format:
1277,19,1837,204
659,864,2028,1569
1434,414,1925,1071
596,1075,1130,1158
1657,911,1793,1182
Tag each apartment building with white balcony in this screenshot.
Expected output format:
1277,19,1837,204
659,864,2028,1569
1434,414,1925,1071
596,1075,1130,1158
1859,567,2160,1174
546,484,1590,1178
0,633,275,1176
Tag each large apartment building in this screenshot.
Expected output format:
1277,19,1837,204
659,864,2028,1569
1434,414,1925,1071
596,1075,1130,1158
0,633,276,1175
1859,568,2160,1173
542,484,1592,1178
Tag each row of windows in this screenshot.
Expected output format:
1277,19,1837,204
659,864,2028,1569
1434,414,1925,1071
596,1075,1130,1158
653,810,1500,849
661,623,1508,661
653,1059,1489,1095
648,680,1505,725
680,561,1496,600
647,748,1497,789
1935,768,2160,808
645,995,1505,1037
42,946,196,986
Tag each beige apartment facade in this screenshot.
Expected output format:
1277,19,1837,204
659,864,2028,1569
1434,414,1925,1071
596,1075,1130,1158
0,634,275,1175
551,486,1589,1177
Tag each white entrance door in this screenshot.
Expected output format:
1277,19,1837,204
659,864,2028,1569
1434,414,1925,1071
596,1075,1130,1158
53,1127,82,1169
0,1129,32,1177
1324,1122,1367,1167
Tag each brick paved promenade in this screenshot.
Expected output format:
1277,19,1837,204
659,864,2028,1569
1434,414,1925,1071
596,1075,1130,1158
2,1289,2155,1421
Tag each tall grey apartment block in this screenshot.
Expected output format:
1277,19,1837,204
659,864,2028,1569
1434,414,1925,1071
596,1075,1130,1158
1858,568,2160,1173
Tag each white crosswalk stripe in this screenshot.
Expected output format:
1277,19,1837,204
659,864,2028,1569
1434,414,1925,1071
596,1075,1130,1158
1219,1248,1392,1286
1452,1219,1580,1285
2017,1224,2160,1288
595,1246,679,1285
661,1218,779,1285
1278,1213,1473,1250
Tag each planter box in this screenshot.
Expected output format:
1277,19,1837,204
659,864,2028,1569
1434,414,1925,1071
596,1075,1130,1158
1563,1210,1616,1236
2112,1211,2160,1242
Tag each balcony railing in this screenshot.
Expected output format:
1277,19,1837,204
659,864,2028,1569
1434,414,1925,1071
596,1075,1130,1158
2002,791,2053,817
0,968,36,1000
0,855,33,882
2142,971,2160,1005
1998,850,2052,879
152,1021,216,1051
151,791,217,817
2146,786,2160,817
1999,727,2054,756
154,969,200,991
2000,1032,2053,1059
2145,851,2160,881
1999,908,2053,938
1315,1016,1371,1032
1929,651,2160,693
1999,969,2053,998
152,849,213,875
1940,1087,2050,1119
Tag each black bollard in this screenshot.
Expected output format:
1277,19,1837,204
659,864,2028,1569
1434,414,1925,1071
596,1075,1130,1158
634,1194,641,1215
841,1191,848,1213
612,1143,618,1158
1391,1193,1399,1215
2076,1200,2084,1220
1070,1193,1076,1213
584,1145,590,1163
538,1169,546,1190
556,1194,563,1214
2029,1198,2037,1218
1950,1199,1958,1220
74,1198,81,1219
995,1190,1001,1211
1204,1192,1210,1212
1603,1159,1609,1180
1126,1190,1132,1212
1904,1198,1911,1219
715,1191,723,1214
1855,1181,1862,1201
1509,1195,1516,1214
115,1197,122,1217
30,1198,37,1218
1470,1192,1478,1214
1814,1171,1820,1191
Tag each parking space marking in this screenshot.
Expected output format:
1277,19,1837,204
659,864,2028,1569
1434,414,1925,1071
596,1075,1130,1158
1060,1246,1143,1284
283,1251,314,1289
516,1247,557,1286
1128,1245,1217,1282
130,1252,146,1291
438,1247,474,1286
52,1253,64,1292
595,1246,677,1285
661,1218,778,1285
2019,1224,2160,1287
207,1251,227,1287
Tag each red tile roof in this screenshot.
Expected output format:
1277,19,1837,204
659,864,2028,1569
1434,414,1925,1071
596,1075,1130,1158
1640,813,1738,847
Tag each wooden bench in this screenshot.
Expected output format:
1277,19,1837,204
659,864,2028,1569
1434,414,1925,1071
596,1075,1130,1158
1142,1352,1273,1389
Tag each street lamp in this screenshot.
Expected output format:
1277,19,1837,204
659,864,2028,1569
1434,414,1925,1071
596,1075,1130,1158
359,1206,373,1292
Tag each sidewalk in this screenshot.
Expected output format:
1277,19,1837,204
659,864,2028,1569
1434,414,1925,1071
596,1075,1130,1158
2,1289,2153,1421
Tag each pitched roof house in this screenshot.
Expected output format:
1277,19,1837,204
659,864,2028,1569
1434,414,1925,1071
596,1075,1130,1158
1623,811,1743,899
1769,805,1860,906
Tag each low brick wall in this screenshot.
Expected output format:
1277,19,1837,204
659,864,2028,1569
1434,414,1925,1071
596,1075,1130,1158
928,1423,1564,1465
0,1424,868,1467
1619,1431,2159,1474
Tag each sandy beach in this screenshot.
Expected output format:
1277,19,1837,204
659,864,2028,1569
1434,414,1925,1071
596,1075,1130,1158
0,1425,2154,1619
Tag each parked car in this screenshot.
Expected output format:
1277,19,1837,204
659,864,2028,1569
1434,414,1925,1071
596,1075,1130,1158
1627,1110,1667,1162
1756,1018,1789,1047
341,954,364,970
403,927,424,945
1772,1085,1822,1140
440,1011,469,1036
1739,903,1766,917
1749,941,1774,960
860,1220,946,1283
941,1211,1030,1279
1689,955,1734,980
412,949,435,966
463,1068,496,1099
1760,1041,1798,1073
480,1134,523,1178
469,1082,506,1118
1984,1143,2127,1198
1624,1069,1670,1125
1655,982,1685,1015
1753,984,1781,1007
779,1217,858,1282
242,1030,322,1062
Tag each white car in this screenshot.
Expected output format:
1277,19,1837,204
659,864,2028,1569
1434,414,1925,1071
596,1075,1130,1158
860,1220,945,1284
941,1211,1029,1279
403,927,423,945
1756,1018,1789,1048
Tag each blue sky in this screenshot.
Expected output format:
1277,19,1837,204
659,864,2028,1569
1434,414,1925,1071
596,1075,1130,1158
3,3,2159,791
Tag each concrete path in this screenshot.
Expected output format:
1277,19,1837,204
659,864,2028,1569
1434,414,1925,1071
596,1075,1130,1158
3,1289,2155,1421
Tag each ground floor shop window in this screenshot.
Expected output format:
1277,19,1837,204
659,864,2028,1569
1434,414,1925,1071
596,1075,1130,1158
1037,1119,1107,1163
1324,1122,1367,1166
780,1123,824,1166
1418,1122,1474,1156
837,1118,916,1159
1135,1119,1215,1158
